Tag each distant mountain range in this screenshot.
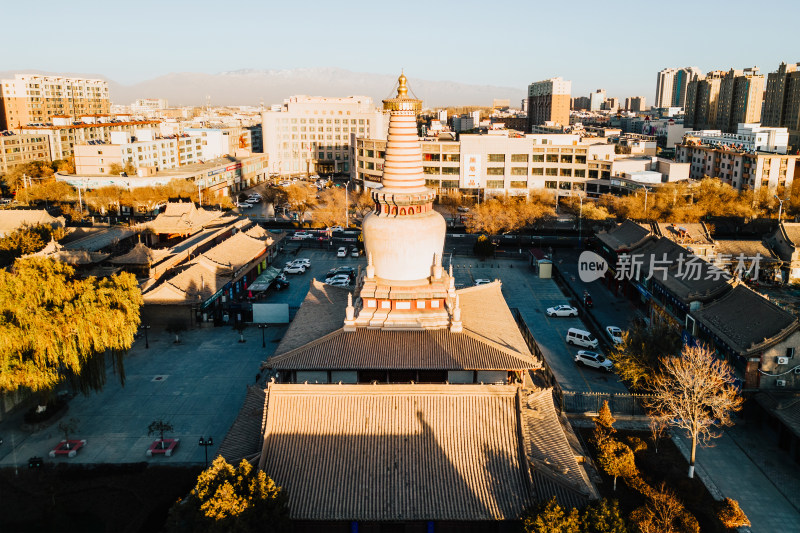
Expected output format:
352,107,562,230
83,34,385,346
0,68,525,108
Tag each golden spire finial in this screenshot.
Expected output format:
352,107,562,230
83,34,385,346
397,71,408,98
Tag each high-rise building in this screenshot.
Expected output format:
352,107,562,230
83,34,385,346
716,67,764,133
261,95,387,176
571,96,590,111
525,77,571,131
0,74,110,130
602,97,620,112
684,71,725,130
654,67,702,108
589,89,606,111
763,62,800,151
625,96,646,112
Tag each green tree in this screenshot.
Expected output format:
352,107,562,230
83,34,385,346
0,223,66,267
0,257,143,395
523,497,581,533
166,456,289,533
611,321,681,390
582,498,628,533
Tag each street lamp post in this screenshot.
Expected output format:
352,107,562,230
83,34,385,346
775,194,784,222
258,323,268,348
576,194,584,248
141,324,151,349
198,436,213,469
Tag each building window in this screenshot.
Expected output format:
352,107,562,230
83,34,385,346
511,167,527,176
560,168,572,177
443,153,460,162
486,180,504,188
424,166,441,174
441,167,458,175
546,154,558,163
510,180,527,188
544,181,557,189
424,153,440,161
511,154,528,162
545,168,558,176
488,154,505,162
487,168,504,175
531,154,544,162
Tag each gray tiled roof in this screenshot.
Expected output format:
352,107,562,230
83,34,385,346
256,383,589,521
754,392,800,439
267,328,536,371
596,219,652,252
713,240,779,263
147,201,222,235
272,280,351,356
636,238,732,303
217,386,268,464
692,284,798,355
520,389,597,506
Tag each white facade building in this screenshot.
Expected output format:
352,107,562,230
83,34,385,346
684,124,789,154
262,95,387,176
590,89,606,111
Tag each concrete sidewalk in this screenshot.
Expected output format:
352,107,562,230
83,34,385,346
673,431,800,533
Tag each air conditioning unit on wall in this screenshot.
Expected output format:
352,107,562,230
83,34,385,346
777,356,790,365
776,379,787,387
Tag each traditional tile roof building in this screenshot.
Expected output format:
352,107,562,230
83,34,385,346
221,74,596,530
765,222,800,282
146,201,223,239
0,209,65,237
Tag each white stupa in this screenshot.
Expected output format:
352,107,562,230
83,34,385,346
347,73,459,331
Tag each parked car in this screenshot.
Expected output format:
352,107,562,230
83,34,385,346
326,266,355,280
328,226,345,232
327,278,350,288
235,202,251,209
327,274,352,284
606,326,624,345
474,279,491,286
546,305,578,317
337,247,348,257
350,247,360,257
292,231,313,240
575,350,614,372
292,258,311,267
271,277,290,290
283,264,307,274
457,206,470,213
566,328,599,349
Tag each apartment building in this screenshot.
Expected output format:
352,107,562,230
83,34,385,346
589,89,606,112
354,132,615,198
654,67,702,108
0,74,110,130
684,71,725,130
624,96,646,112
763,62,800,151
676,142,797,191
20,115,161,161
716,68,765,133
262,95,387,176
0,131,51,174
526,77,571,131
61,153,268,200
74,129,204,175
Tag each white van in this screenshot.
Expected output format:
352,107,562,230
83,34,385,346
566,328,599,349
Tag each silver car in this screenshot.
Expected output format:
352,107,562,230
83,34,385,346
575,350,614,372
546,304,578,317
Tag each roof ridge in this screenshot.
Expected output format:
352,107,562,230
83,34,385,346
267,328,345,363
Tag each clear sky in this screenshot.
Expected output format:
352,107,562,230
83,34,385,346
4,0,798,102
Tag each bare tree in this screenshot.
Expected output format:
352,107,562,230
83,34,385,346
646,345,743,478
285,183,318,225
312,188,347,228
351,190,374,222
438,190,463,226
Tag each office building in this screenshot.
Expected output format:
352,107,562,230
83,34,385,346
526,77,571,131
262,95,387,176
654,67,702,108
571,96,590,111
589,89,606,111
603,97,620,112
354,131,616,199
763,62,800,151
0,74,110,131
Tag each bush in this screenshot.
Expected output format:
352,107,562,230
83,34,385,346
716,498,750,529
473,234,495,257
